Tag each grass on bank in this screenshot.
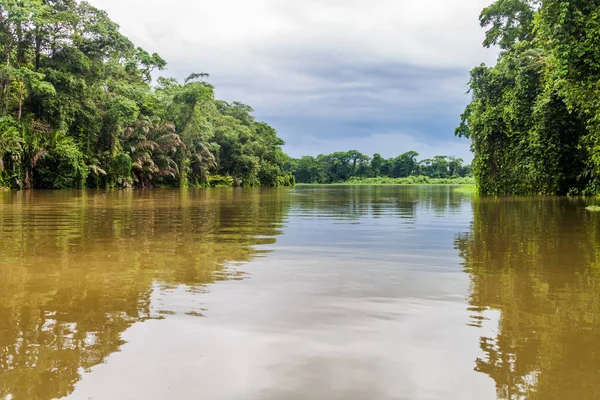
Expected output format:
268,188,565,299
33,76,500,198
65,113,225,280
453,184,478,193
298,176,476,186
586,205,600,212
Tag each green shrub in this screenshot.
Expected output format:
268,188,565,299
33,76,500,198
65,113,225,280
208,175,234,187
258,164,281,186
37,139,88,189
109,152,132,188
277,173,296,187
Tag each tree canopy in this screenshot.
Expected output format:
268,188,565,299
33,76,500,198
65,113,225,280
0,0,293,189
285,150,472,184
458,0,600,195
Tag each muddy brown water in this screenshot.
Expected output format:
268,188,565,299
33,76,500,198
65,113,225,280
1,186,599,400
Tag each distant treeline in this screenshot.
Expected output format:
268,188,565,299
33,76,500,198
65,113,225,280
285,151,472,184
0,0,293,190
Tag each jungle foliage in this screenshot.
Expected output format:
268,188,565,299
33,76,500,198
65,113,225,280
0,0,293,189
458,0,600,195
286,150,472,184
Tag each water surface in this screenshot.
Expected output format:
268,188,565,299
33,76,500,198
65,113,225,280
1,187,599,399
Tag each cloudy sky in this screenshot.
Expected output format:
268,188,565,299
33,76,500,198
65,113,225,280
92,0,497,162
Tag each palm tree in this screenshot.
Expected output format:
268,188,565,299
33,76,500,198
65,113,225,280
21,120,52,189
122,117,184,187
184,139,215,186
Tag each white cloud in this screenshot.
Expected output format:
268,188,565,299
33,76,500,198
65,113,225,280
93,0,496,69
90,0,495,158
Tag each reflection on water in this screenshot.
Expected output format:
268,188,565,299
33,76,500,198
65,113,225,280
0,188,289,400
456,197,600,400
2,187,600,399
289,185,468,219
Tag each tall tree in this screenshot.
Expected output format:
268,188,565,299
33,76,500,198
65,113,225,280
0,1,293,189
457,0,592,195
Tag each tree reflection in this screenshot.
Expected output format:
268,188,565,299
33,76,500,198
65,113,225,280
456,196,600,399
290,185,469,221
0,188,290,400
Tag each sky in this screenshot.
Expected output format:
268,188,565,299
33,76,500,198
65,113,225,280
91,0,498,163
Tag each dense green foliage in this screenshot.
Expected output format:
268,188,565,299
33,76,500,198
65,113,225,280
342,176,475,185
0,0,293,189
458,0,600,195
286,150,472,184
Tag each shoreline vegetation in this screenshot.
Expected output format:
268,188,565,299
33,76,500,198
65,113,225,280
297,176,475,186
285,151,473,185
0,1,475,192
5,1,600,196
458,1,600,196
0,1,294,191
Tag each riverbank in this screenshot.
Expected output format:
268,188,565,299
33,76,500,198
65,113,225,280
297,176,475,186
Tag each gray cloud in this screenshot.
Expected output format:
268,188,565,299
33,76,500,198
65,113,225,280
91,0,498,162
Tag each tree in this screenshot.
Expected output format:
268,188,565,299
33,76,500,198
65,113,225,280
286,150,468,183
448,156,464,177
479,0,536,50
457,0,592,195
370,153,384,177
392,151,419,177
0,1,293,189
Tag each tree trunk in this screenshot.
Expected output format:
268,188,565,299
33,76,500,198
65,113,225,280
16,21,25,65
0,42,11,113
179,155,189,187
35,31,42,71
24,168,31,190
18,81,23,119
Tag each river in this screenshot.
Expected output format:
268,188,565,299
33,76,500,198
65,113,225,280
1,186,599,399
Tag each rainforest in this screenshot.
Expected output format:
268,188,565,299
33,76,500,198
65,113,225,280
6,1,600,400
458,0,600,195
286,151,472,184
6,0,600,195
0,0,477,190
0,0,295,189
